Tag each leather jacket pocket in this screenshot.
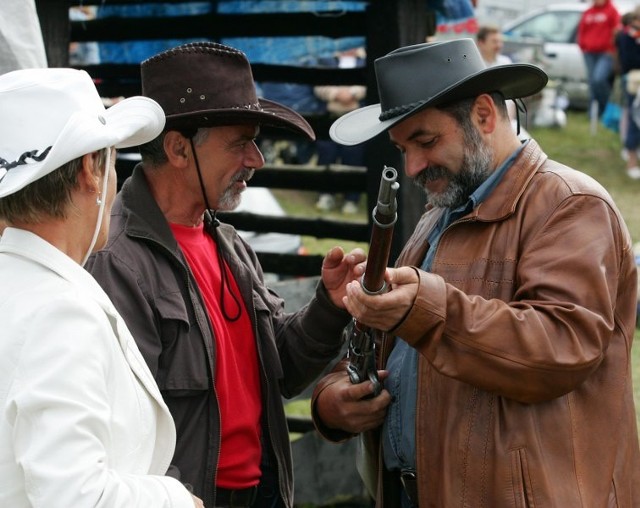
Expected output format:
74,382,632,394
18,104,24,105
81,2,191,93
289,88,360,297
510,447,534,508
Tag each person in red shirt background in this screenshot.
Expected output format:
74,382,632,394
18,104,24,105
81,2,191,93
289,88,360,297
577,0,622,118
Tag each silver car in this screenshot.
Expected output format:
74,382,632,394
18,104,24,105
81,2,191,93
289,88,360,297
502,1,636,110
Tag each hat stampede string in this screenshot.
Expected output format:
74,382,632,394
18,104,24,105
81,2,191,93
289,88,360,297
81,149,111,267
189,136,242,322
514,98,528,136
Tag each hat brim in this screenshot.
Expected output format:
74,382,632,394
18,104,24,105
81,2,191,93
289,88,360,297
105,96,166,149
331,64,547,146
164,97,315,141
0,96,165,198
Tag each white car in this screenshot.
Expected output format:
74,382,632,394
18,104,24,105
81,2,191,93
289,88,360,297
502,1,636,110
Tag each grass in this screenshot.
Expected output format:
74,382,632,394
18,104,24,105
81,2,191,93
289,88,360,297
271,189,369,255
276,109,640,427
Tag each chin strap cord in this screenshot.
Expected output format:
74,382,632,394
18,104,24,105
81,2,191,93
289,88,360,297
190,137,242,322
514,97,528,136
81,149,111,267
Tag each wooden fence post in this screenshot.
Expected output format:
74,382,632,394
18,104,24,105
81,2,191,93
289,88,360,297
365,0,430,258
35,0,71,67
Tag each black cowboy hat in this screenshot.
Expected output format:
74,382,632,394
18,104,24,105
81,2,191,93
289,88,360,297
141,42,315,140
330,38,548,146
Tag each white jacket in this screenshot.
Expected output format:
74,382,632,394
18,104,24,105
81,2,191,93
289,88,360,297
0,228,194,508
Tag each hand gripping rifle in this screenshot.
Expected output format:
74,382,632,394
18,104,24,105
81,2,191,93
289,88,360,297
345,166,399,397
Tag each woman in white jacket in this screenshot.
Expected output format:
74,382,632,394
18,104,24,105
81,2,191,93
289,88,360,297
0,68,202,508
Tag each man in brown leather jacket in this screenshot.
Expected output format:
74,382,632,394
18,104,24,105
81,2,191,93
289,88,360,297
312,39,640,507
87,42,366,508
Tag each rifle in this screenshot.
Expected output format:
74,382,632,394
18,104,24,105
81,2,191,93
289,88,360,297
345,166,399,397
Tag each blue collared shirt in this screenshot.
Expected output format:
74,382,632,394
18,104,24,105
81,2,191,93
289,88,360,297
382,141,526,472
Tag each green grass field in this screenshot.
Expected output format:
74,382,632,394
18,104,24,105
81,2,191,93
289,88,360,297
276,109,640,426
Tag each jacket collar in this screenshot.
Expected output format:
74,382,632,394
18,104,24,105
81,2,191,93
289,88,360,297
402,139,549,265
119,164,182,252
0,227,167,408
467,139,548,222
119,164,235,256
0,227,114,309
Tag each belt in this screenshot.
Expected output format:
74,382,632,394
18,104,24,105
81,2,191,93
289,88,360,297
400,469,419,507
215,485,258,508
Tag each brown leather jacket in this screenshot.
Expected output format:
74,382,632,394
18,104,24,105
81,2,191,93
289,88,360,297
313,140,640,507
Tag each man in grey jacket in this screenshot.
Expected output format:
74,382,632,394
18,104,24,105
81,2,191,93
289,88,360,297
86,42,366,508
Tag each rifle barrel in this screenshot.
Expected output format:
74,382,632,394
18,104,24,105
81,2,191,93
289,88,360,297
361,166,399,296
347,166,399,394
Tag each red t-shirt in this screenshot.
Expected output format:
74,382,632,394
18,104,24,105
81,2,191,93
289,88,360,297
577,0,621,53
171,223,262,489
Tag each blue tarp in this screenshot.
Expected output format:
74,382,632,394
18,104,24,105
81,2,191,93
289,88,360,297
97,1,366,65
96,0,475,65
93,0,474,107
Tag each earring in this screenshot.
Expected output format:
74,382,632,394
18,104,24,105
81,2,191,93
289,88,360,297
96,195,102,206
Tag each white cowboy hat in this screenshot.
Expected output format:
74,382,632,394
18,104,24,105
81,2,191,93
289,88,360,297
0,67,165,198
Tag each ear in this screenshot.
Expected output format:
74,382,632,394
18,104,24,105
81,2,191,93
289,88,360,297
164,130,191,168
472,94,498,134
77,152,101,194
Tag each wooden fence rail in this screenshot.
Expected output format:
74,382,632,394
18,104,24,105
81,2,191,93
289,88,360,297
36,0,432,278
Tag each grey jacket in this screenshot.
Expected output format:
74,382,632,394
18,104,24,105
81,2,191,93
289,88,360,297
87,166,350,508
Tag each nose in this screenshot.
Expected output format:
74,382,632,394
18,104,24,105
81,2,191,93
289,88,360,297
247,140,265,169
403,151,425,179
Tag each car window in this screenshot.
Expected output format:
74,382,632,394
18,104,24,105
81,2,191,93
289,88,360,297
505,11,583,44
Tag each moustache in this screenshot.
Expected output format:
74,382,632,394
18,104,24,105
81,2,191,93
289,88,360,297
414,166,453,186
232,167,255,184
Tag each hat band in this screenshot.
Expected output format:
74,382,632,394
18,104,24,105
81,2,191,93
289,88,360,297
379,100,426,121
234,101,261,111
0,146,52,181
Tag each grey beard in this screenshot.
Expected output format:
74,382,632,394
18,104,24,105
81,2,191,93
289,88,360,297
217,167,255,211
414,130,493,209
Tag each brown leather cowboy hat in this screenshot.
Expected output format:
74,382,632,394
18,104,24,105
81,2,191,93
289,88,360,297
330,38,548,146
141,42,315,140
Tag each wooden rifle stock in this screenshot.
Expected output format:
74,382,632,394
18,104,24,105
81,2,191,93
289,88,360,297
345,166,399,396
